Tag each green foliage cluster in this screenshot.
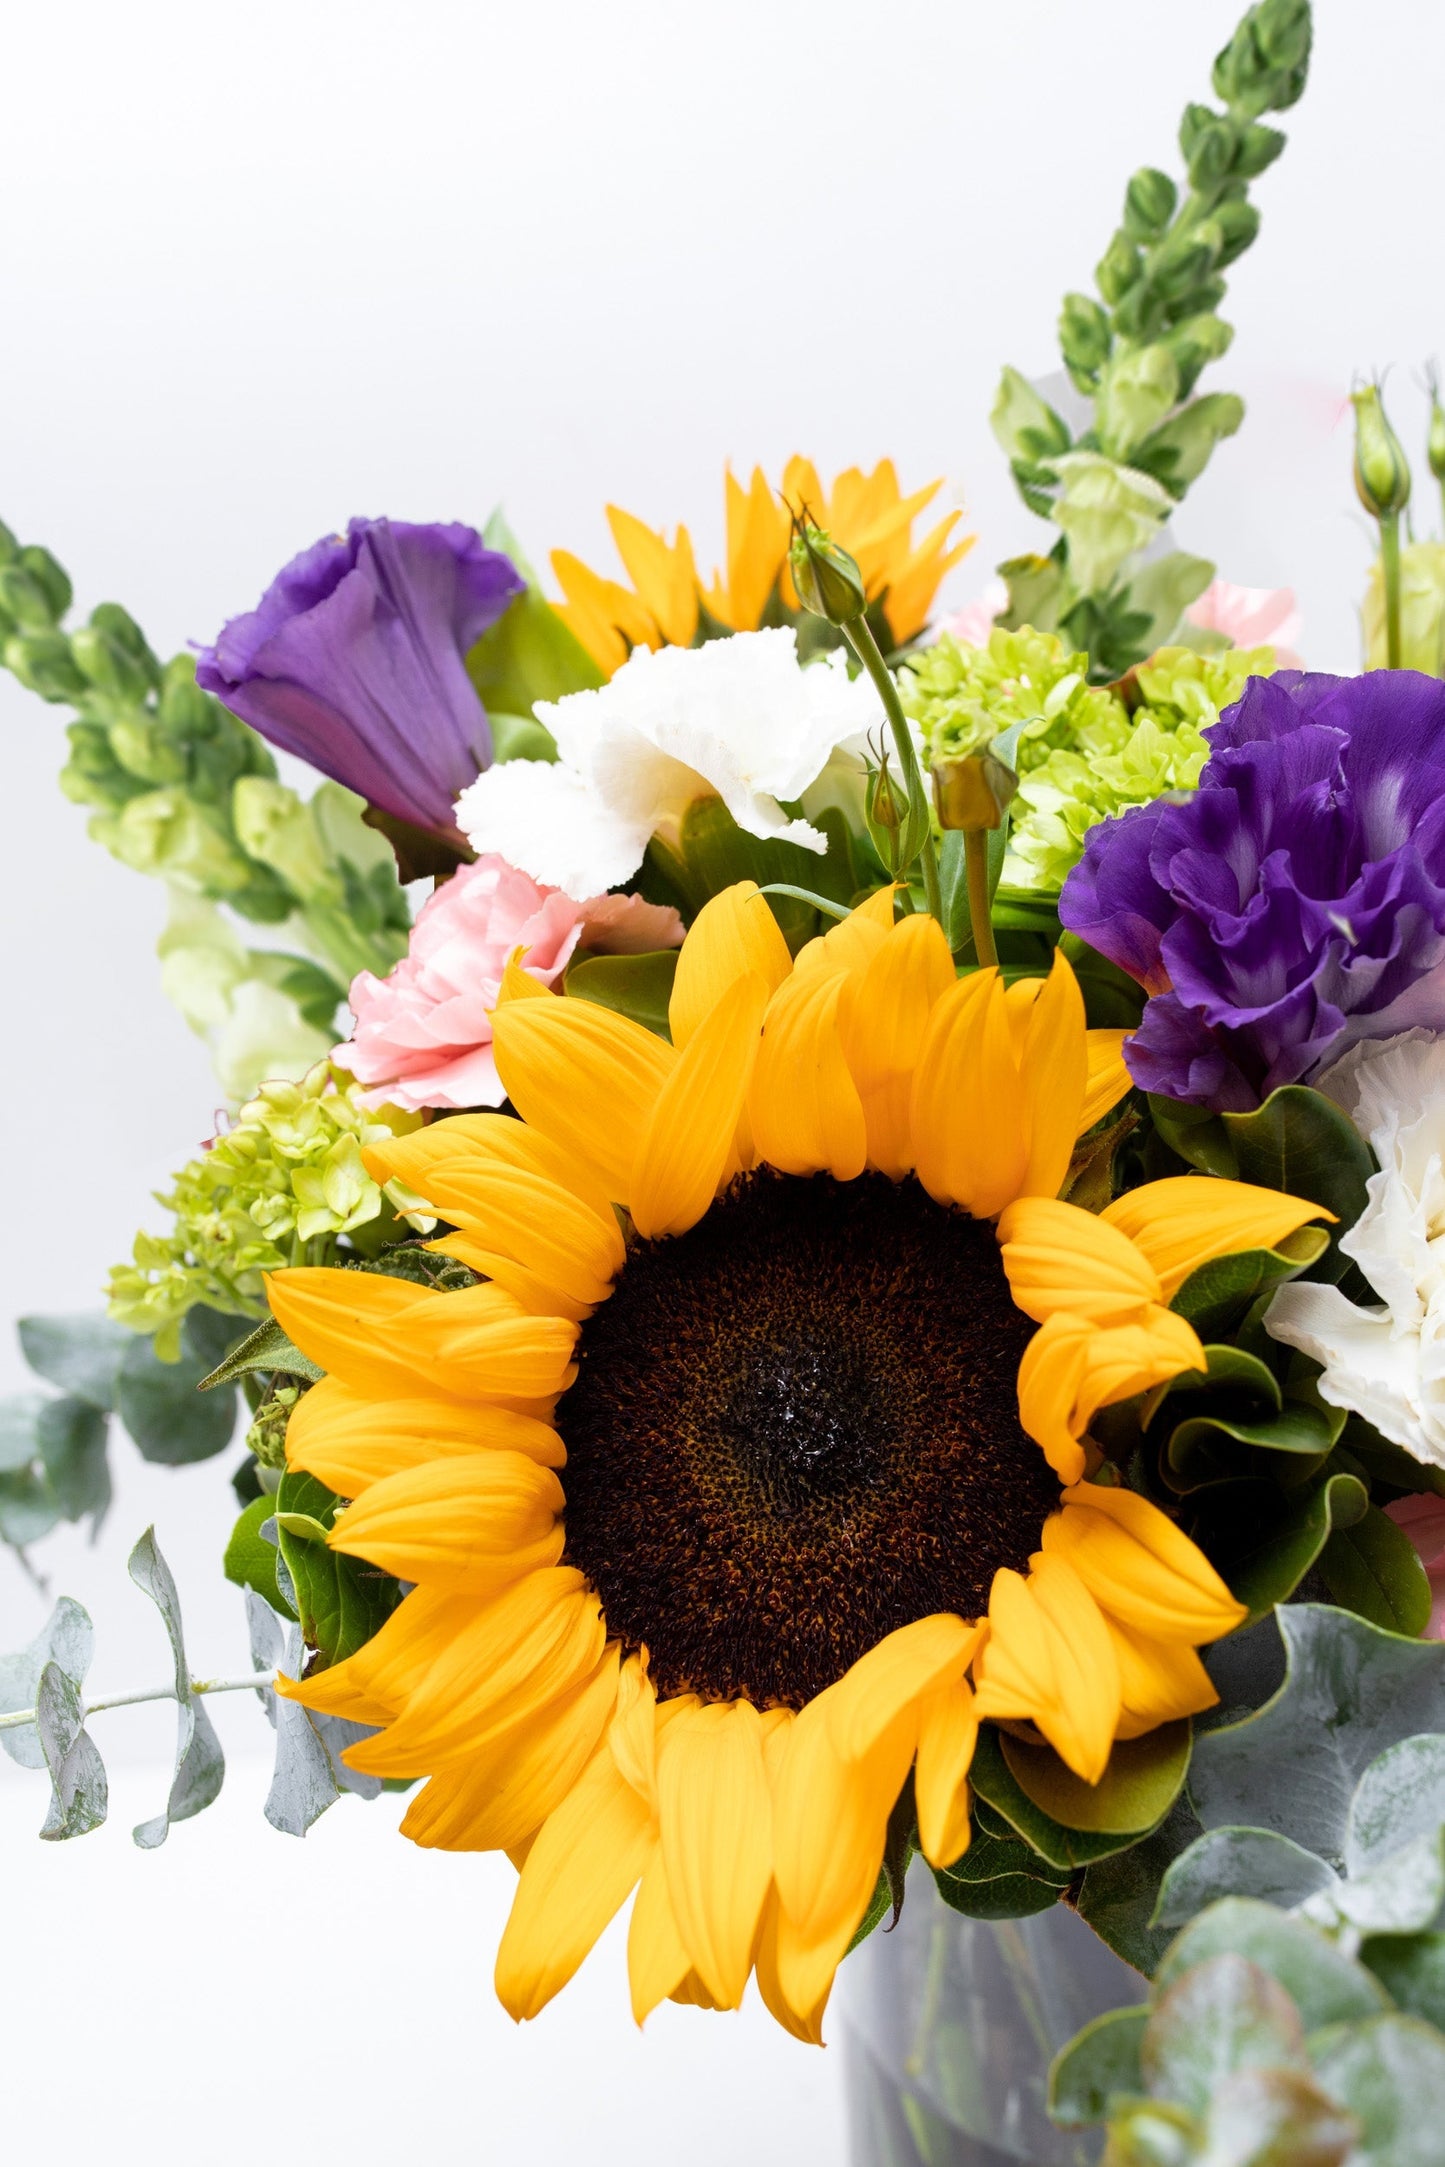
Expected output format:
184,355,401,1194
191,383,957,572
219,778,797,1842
990,0,1311,677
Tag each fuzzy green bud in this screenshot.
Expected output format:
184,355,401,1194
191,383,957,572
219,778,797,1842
96,788,254,892
58,719,151,811
1232,119,1286,178
233,775,340,905
789,522,867,627
1213,0,1312,120
158,653,220,739
1211,196,1261,268
931,747,1018,833
1123,167,1177,240
1179,104,1236,191
1162,312,1233,399
0,565,64,634
864,740,930,874
107,714,191,786
1151,219,1223,301
17,545,72,623
1058,293,1112,387
71,623,158,706
1095,230,1141,306
1352,384,1411,520
4,629,88,701
0,518,16,565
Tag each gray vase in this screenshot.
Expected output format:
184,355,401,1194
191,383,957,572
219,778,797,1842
835,1866,1145,2165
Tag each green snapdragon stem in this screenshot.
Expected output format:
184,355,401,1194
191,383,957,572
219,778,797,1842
965,829,999,968
1381,510,1403,669
845,616,943,927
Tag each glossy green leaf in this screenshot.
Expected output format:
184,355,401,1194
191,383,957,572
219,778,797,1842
1077,1801,1203,1975
466,510,604,718
930,1866,1062,1921
197,1312,323,1390
488,710,558,763
1320,1505,1434,1638
967,1725,1164,1871
1189,1606,1445,1862
564,949,679,1039
1169,1228,1330,1341
1218,1472,1369,1622
275,1469,400,1668
1142,1953,1309,2119
1048,2006,1148,2127
1156,1344,1284,1416
1001,1722,1191,1835
1155,1900,1389,2030
1153,1826,1338,1928
223,1495,298,1622
1361,1933,1445,2028
17,1312,134,1411
1309,2013,1445,2165
1164,1398,1337,1494
647,795,858,928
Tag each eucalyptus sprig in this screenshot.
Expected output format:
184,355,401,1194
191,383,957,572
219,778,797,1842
990,0,1312,680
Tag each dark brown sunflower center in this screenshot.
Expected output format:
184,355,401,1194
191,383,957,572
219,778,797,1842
557,1170,1057,1708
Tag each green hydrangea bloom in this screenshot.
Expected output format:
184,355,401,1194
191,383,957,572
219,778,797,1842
108,1063,433,1358
900,626,1127,771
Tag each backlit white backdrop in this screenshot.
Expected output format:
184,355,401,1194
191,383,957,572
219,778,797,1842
1,1,1441,2159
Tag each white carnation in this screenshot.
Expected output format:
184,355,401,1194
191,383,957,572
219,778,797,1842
1266,1030,1445,1468
454,628,878,898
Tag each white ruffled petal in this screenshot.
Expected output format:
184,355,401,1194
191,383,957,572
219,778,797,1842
1266,1281,1444,1467
454,759,653,899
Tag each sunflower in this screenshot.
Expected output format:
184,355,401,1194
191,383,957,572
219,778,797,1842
269,884,1326,2041
551,458,974,676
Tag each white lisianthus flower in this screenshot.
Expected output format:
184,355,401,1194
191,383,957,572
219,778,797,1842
1266,1031,1445,1468
453,627,879,898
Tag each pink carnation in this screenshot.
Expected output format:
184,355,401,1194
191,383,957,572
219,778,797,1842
334,854,684,1112
1385,1494,1445,1640
1186,579,1304,666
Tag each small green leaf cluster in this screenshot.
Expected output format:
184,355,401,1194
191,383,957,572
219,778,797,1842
107,1062,435,1358
1052,1898,1445,2165
0,1307,246,1563
902,630,1273,897
989,0,1311,674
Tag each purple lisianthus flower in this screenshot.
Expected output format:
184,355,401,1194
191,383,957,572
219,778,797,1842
196,518,523,836
1060,669,1445,1111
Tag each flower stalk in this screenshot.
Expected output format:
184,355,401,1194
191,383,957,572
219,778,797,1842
0,1671,278,1731
1351,382,1412,670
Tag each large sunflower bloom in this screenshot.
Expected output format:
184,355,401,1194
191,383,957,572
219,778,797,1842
552,457,974,676
270,886,1325,2041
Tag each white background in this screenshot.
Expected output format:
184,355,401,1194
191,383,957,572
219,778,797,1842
1,1,1442,2158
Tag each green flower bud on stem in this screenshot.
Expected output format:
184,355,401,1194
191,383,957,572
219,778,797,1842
1352,383,1411,670
930,749,1018,969
0,564,64,634
787,515,867,628
1095,230,1141,306
1124,167,1177,240
4,629,88,701
16,544,72,623
1058,294,1113,389
1427,363,1445,532
71,623,158,706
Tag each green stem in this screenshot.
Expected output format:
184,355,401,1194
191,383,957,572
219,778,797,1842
0,1672,277,1731
965,828,998,968
1381,509,1403,669
845,616,943,927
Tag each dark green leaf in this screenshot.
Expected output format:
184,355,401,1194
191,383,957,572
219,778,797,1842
223,1495,298,1621
564,949,679,1039
1165,1399,1336,1491
968,1725,1165,1871
36,1396,110,1526
1218,1472,1369,1622
197,1313,322,1391
1048,2006,1148,2127
1169,1230,1330,1342
275,1469,401,1667
1320,1506,1434,1638
1077,1800,1203,1974
181,1304,255,1374
17,1312,133,1410
1001,1722,1192,1835
117,1333,240,1463
931,1865,1062,1920
1059,934,1146,1028
648,795,858,929
1361,1934,1445,2028
1155,1900,1389,2030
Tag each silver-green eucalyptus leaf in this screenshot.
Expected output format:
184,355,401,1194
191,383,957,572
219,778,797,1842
1302,1829,1445,1940
263,1625,380,1837
128,1526,225,1846
0,1594,93,1769
17,1312,134,1411
1308,2014,1445,2165
35,1660,107,1839
1345,1734,1445,1878
1152,1827,1339,1929
1141,1953,1308,2120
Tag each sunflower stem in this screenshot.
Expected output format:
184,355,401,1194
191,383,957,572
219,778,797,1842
844,615,943,927
964,829,998,969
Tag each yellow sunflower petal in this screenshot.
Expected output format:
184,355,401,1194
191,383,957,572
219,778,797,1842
841,911,956,1178
998,1197,1163,1323
285,1380,564,1492
491,994,676,1205
914,1680,980,1869
630,971,768,1238
656,1700,774,2011
772,1698,891,1995
1082,1030,1132,1129
276,1586,479,1725
412,1162,624,1304
401,1645,621,1851
495,1740,654,2020
628,1844,693,2025
1104,1615,1220,1738
1018,951,1087,1200
325,1450,563,1593
1101,1177,1334,1301
610,1655,663,1805
551,549,660,675
1016,1308,1206,1483
668,881,793,1051
606,506,700,649
1050,1485,1248,1643
423,1241,596,1323
824,1614,982,1762
264,1267,435,1396
368,1281,579,1405
911,970,1028,1214
973,1556,1121,1785
750,967,867,1180
343,1569,604,1776
753,1890,828,2046
365,1114,618,1236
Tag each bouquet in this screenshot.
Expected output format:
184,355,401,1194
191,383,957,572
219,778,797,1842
6,1,1445,2155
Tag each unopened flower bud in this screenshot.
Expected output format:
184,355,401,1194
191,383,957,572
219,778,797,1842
1213,0,1311,119
16,545,72,623
4,629,88,701
1211,195,1261,269
0,519,16,566
71,623,158,706
1123,167,1177,240
1352,384,1411,520
931,747,1019,833
1151,219,1223,301
788,521,867,627
1231,120,1285,179
0,564,64,633
1180,104,1236,191
107,714,190,786
1094,230,1141,307
1059,293,1112,386
864,740,931,873
233,775,340,904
